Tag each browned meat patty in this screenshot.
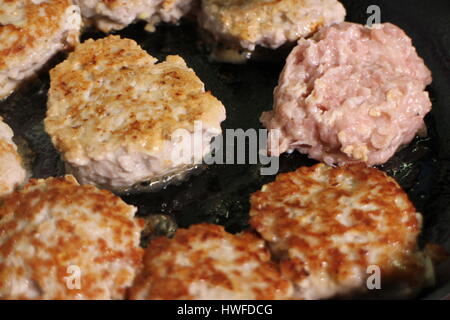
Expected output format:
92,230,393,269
250,164,433,299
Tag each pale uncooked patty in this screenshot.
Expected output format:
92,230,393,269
261,22,432,165
0,175,144,300
250,164,432,299
0,0,81,99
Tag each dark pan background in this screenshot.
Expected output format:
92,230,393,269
0,0,449,299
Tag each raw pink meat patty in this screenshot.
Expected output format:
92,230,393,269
261,22,432,166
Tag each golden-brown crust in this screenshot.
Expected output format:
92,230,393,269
0,0,81,98
200,0,346,50
45,35,225,163
0,0,72,66
250,164,426,298
97,0,149,11
129,223,292,300
0,175,144,299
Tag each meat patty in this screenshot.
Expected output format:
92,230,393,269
0,0,81,99
45,35,226,192
0,117,26,197
74,0,196,32
250,164,432,299
261,22,432,165
198,0,346,60
0,175,144,300
156,0,198,26
129,223,292,300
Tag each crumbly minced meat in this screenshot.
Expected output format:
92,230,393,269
199,0,346,51
261,23,432,165
129,223,292,300
0,175,144,299
250,164,430,299
45,35,226,190
0,0,81,99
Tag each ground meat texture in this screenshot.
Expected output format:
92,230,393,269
156,0,198,25
129,223,292,300
74,0,197,32
249,164,432,300
45,35,226,192
0,175,144,299
0,0,81,99
199,0,346,52
261,22,432,166
0,117,26,197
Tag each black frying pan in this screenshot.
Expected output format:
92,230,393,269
0,0,449,299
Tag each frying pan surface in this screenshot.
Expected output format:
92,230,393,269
0,0,449,299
